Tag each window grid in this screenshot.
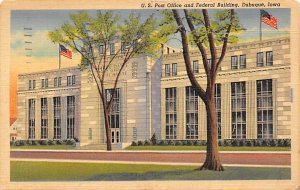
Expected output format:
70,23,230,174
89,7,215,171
257,79,273,139
41,98,48,139
166,88,177,140
240,55,246,69
172,63,177,76
257,52,264,67
215,84,221,139
193,60,199,73
231,56,238,70
53,97,61,139
28,99,35,139
67,96,75,139
231,82,246,139
106,88,121,143
165,64,170,77
266,51,273,66
110,43,115,55
99,45,104,54
185,86,198,139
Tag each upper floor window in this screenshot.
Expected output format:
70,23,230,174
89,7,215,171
172,63,177,76
257,52,264,67
266,51,273,66
110,43,115,55
121,42,127,54
193,60,199,73
165,64,170,77
99,45,104,54
29,80,36,90
240,55,246,69
231,56,238,70
41,79,48,88
67,75,76,86
54,77,62,87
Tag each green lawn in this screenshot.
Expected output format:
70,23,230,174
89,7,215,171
125,146,291,151
11,161,290,181
10,145,75,150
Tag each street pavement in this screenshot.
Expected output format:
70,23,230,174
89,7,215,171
10,150,290,166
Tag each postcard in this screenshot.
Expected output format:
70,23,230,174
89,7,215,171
1,0,299,189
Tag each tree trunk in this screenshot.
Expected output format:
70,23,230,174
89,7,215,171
198,98,224,171
103,107,112,151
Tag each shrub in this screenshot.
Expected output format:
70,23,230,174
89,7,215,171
10,141,14,146
175,141,183,146
151,133,158,145
167,140,176,146
278,139,285,147
56,140,64,145
26,140,33,145
223,139,231,146
74,137,80,142
48,140,56,145
32,140,39,146
239,139,246,147
144,140,151,146
284,139,291,147
193,140,201,146
39,140,48,145
182,140,188,146
187,140,193,146
246,140,254,147
137,141,144,146
270,139,278,147
218,140,224,147
66,139,76,145
231,139,239,146
131,141,137,146
158,140,166,146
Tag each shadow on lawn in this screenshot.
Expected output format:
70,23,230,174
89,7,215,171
86,167,291,181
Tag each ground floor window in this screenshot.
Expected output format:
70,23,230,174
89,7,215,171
28,99,35,139
257,79,273,139
53,97,61,139
185,86,198,139
231,82,246,139
41,98,48,139
67,96,75,139
166,88,177,139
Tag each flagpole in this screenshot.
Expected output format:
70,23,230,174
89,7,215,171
59,44,61,70
260,10,262,41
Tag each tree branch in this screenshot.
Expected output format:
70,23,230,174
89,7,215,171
216,10,234,71
172,9,206,100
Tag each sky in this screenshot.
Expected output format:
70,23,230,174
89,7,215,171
10,9,290,119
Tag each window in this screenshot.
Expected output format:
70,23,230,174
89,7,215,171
41,98,48,139
88,128,92,140
132,127,137,141
41,79,48,88
215,84,221,139
257,52,264,67
231,56,238,70
110,43,115,55
240,55,246,69
28,99,35,139
257,79,273,139
106,88,121,143
29,80,32,90
54,77,62,87
231,82,246,139
266,51,273,66
172,63,177,76
67,96,75,139
166,88,177,139
99,45,104,54
67,75,76,86
53,97,61,139
121,42,127,54
165,64,170,77
193,60,199,73
185,86,198,139
31,80,36,89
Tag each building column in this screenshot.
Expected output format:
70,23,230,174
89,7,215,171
61,96,67,139
246,80,257,139
199,100,206,140
177,87,184,140
35,97,41,140
48,97,54,139
222,83,231,139
161,88,166,140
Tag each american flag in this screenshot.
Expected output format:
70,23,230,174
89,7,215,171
59,44,72,59
260,10,278,29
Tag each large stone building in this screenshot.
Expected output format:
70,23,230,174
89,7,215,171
15,37,291,149
161,37,291,140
